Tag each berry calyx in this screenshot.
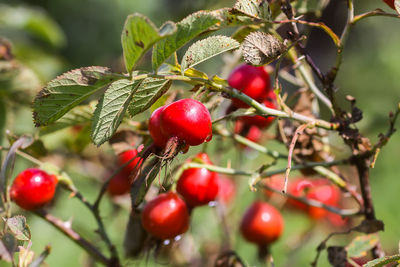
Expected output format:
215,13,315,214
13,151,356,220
10,168,58,210
160,99,212,146
177,153,219,207
141,192,190,240
149,106,169,148
228,64,271,108
240,201,284,245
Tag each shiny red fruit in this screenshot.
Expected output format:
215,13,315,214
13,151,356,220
141,192,190,240
177,153,219,207
240,201,284,245
306,184,341,219
217,176,236,204
383,0,396,10
286,178,314,210
107,172,130,196
149,106,169,148
228,64,271,108
10,168,58,210
160,99,212,146
118,148,143,174
240,99,277,129
234,120,262,144
263,175,284,198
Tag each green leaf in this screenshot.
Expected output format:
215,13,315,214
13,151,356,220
345,234,379,258
363,254,400,267
0,233,16,262
123,211,147,258
6,216,31,241
152,11,220,71
33,66,119,127
233,0,261,18
121,13,176,73
181,35,239,72
128,78,172,117
91,79,143,146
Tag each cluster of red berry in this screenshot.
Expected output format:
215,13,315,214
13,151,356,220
228,64,277,145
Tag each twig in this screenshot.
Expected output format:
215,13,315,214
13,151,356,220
284,123,311,193
352,9,400,24
33,209,110,266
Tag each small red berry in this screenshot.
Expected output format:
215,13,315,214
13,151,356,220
141,192,190,240
383,0,396,10
240,201,284,245
118,148,143,174
10,168,58,210
160,99,212,146
177,153,219,207
217,176,236,204
240,99,277,129
263,175,284,198
306,184,341,220
107,172,130,196
228,64,271,108
149,106,169,148
234,120,262,145
286,178,314,210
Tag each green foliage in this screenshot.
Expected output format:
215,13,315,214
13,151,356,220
121,14,176,74
91,78,143,146
127,77,172,117
345,234,379,258
181,35,239,72
233,0,263,18
6,216,31,241
152,11,220,71
364,254,400,267
32,67,119,127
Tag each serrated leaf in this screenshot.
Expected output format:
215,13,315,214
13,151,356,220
128,78,171,117
233,0,261,18
363,254,400,267
131,157,161,208
32,66,119,127
181,35,239,72
91,79,143,146
6,216,31,241
152,11,220,71
345,234,379,258
121,13,176,73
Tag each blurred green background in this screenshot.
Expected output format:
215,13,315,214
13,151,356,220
0,0,399,266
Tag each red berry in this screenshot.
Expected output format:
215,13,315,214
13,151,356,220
383,0,396,10
118,148,143,174
240,201,284,245
149,106,169,148
228,64,271,108
141,192,190,240
234,120,262,144
160,99,212,146
306,184,341,220
177,153,219,207
240,99,277,129
263,175,284,198
107,172,131,196
286,178,314,210
217,176,236,204
10,168,58,210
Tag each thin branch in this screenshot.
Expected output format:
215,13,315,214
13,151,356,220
352,9,400,24
33,209,110,266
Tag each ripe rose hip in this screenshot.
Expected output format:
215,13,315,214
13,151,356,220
217,176,236,204
141,192,189,240
263,175,285,198
383,0,396,10
240,201,284,245
107,172,130,196
10,168,58,210
228,64,271,108
149,106,169,148
160,99,212,146
177,153,219,207
306,184,341,220
118,148,143,174
234,120,262,144
286,178,314,210
240,99,277,129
